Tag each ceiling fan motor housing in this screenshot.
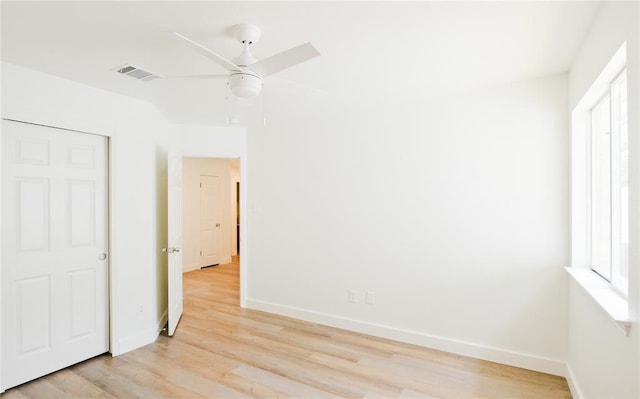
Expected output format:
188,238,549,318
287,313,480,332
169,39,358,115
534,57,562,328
229,73,262,98
232,24,261,44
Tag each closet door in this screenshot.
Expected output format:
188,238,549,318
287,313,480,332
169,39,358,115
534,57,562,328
1,120,109,389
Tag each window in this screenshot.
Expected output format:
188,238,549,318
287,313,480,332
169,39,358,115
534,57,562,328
589,69,628,296
569,43,631,330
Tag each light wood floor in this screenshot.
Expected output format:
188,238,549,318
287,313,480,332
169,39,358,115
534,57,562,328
2,256,571,398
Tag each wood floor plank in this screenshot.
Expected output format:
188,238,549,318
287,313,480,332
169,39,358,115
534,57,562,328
233,364,344,399
69,356,163,399
0,390,30,399
13,378,71,399
1,256,572,398
120,350,248,399
43,369,117,399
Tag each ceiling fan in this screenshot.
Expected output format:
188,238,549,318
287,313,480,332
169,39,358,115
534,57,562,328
154,24,320,99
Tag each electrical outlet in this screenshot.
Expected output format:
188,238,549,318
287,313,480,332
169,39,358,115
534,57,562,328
365,291,376,305
348,290,358,303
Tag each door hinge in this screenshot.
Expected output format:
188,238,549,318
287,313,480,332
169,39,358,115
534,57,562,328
200,183,202,188
200,251,202,256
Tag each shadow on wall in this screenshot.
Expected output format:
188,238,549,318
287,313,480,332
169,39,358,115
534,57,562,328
155,144,168,321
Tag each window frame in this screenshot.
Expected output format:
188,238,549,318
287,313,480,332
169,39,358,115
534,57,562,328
587,68,628,297
568,42,631,334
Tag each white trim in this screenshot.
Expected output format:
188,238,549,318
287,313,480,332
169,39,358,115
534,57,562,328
185,257,236,273
565,364,584,399
573,43,627,112
0,115,4,394
218,256,233,265
571,43,627,269
106,134,119,358
113,328,159,356
183,263,200,273
246,299,567,377
1,109,114,141
174,126,248,309
565,267,631,334
239,156,248,308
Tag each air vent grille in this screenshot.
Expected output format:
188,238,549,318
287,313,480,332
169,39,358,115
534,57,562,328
116,65,155,81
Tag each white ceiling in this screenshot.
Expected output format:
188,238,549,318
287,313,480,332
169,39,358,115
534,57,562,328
1,1,599,125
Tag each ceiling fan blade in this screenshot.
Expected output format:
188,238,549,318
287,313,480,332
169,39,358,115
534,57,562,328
248,42,320,78
173,32,242,72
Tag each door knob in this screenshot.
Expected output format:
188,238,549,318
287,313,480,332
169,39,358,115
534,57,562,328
98,253,107,260
162,247,181,253
216,223,221,227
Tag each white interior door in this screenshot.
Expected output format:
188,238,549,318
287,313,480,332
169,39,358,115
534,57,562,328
166,152,183,336
200,175,221,267
1,120,109,389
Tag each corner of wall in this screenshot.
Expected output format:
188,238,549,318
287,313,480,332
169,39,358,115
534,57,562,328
114,326,162,356
565,364,584,399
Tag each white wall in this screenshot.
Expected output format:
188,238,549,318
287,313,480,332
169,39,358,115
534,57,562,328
0,62,167,362
170,124,246,159
246,74,570,375
182,157,234,271
567,2,640,398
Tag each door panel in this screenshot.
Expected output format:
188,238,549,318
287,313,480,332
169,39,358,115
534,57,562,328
68,181,95,246
17,178,49,251
17,276,51,354
1,120,109,390
69,268,97,339
200,175,221,267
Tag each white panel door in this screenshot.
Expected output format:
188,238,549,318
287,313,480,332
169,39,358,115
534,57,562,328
166,152,183,336
1,120,108,390
200,175,221,267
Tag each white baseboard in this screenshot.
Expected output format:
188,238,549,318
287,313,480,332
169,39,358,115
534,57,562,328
113,327,160,356
246,299,567,377
565,364,583,399
184,257,232,273
183,263,199,273
110,312,165,356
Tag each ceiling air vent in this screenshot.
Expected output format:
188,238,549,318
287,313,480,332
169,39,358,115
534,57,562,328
116,65,156,81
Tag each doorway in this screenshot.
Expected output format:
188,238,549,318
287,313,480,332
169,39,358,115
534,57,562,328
1,119,110,389
165,126,247,336
181,157,239,272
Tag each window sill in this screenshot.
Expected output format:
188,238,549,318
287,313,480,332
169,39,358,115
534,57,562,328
565,267,631,335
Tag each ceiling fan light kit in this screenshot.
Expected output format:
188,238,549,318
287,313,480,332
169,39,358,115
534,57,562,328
229,72,262,98
138,24,320,101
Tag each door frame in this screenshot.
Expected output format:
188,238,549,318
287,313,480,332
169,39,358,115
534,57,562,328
172,129,247,308
180,155,247,306
0,115,116,392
